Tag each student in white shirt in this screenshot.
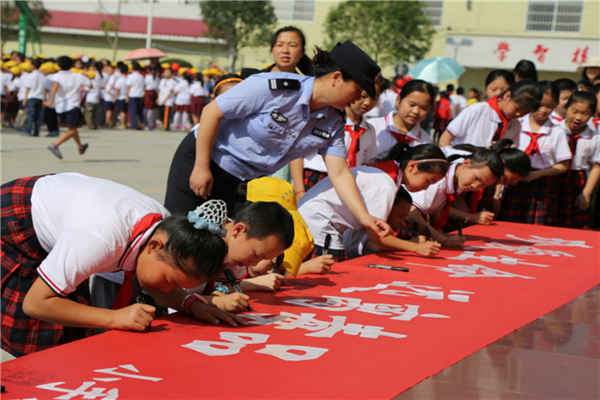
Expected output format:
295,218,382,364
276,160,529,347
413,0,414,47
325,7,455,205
173,70,192,131
102,63,116,127
299,143,448,261
41,63,60,137
157,66,176,131
1,65,12,126
143,66,160,130
22,59,46,137
550,78,577,125
452,87,468,119
44,56,92,159
112,63,128,129
84,62,103,130
369,79,434,158
125,61,145,129
439,80,543,148
190,71,207,126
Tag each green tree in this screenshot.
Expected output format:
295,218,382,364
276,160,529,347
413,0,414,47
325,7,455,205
200,0,277,71
324,1,435,68
1,1,51,53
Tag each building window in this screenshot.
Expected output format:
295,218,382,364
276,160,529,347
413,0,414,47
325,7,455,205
271,0,316,22
422,0,444,28
526,0,583,32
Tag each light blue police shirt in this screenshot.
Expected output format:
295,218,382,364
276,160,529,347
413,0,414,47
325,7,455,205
208,72,347,180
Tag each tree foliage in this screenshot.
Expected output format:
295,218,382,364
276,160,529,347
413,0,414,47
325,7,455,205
200,0,277,70
324,1,435,67
1,1,51,53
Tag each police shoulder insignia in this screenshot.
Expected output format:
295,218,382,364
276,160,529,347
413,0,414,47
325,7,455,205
269,78,301,91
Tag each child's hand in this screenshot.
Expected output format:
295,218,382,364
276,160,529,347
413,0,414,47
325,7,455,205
114,303,155,331
575,193,591,211
443,235,465,247
241,274,284,292
414,241,441,257
189,302,248,326
300,255,334,274
474,211,495,225
409,235,427,244
213,292,250,313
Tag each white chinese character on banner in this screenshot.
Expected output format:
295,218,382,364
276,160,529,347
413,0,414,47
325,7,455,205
448,251,549,267
505,235,591,248
36,382,118,400
407,262,535,279
93,364,162,382
255,345,329,361
464,242,576,257
341,282,473,303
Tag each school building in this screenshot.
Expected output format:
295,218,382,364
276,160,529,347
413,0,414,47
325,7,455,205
4,0,599,92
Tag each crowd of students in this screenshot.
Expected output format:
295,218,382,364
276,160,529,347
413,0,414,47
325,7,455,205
2,26,600,359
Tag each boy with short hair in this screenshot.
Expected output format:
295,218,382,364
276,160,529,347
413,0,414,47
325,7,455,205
22,59,45,137
551,78,578,125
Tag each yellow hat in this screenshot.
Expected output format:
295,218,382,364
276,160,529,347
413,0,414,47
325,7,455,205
128,63,133,72
5,60,16,68
139,61,146,68
2,55,11,61
38,53,46,59
161,62,170,69
70,54,80,59
87,70,96,79
40,62,53,73
18,62,32,72
247,177,314,276
88,54,95,59
208,68,220,76
53,63,61,72
178,67,188,75
111,61,117,67
190,67,199,74
202,69,210,75
10,66,21,75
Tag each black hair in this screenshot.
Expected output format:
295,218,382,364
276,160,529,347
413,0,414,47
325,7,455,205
56,55,73,71
132,61,141,71
592,83,600,96
582,65,600,83
502,80,543,111
566,91,598,114
312,46,351,81
553,78,577,93
155,214,227,280
537,80,559,103
116,61,126,69
214,73,243,97
450,140,507,180
399,79,436,106
577,80,593,91
270,26,314,76
94,61,104,79
31,59,42,69
379,143,449,176
457,87,465,95
513,59,538,82
181,71,193,84
485,69,515,88
118,63,128,74
498,148,531,178
234,201,295,250
375,75,387,93
469,88,479,95
394,186,413,205
439,90,450,100
446,84,455,92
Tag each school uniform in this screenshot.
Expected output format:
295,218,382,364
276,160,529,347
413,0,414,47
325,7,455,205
299,163,401,259
370,111,433,157
302,115,378,190
103,71,119,110
23,69,46,136
174,80,192,112
113,74,128,113
143,74,159,109
549,110,564,126
555,121,600,229
125,71,145,128
190,81,207,115
446,97,521,148
0,70,12,113
499,116,571,225
52,70,90,128
0,173,169,357
43,76,59,136
378,89,397,117
84,73,101,129
158,76,176,130
410,162,462,230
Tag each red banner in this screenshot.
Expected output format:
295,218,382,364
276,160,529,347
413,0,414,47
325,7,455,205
2,222,599,399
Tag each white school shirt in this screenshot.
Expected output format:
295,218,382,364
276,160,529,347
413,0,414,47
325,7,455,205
23,69,46,100
446,101,521,148
174,80,191,106
158,77,176,107
587,117,599,133
378,89,397,117
298,165,399,250
44,76,54,106
0,71,11,96
103,72,117,102
10,76,23,101
549,110,564,126
518,115,571,170
410,163,461,215
52,70,91,114
190,81,207,97
114,75,127,101
555,120,600,171
125,71,145,98
85,73,102,104
371,111,433,156
304,116,378,172
31,173,169,296
144,74,159,92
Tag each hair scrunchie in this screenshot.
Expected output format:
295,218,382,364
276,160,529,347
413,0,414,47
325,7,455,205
187,200,228,238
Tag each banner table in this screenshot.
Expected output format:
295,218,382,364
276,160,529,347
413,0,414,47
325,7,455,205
2,222,599,399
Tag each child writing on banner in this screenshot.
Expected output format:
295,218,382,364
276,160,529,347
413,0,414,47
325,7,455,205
550,78,577,125
369,79,434,157
554,91,600,229
292,75,385,195
298,143,448,261
408,147,505,247
1,173,258,358
498,81,570,225
439,80,542,148
45,56,92,159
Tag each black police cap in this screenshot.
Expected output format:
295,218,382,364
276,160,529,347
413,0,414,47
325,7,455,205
329,41,381,98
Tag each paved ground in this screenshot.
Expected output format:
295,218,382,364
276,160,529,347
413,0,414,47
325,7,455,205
1,126,190,204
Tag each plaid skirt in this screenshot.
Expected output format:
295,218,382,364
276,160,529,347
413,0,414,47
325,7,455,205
174,104,191,113
498,175,557,226
556,170,591,229
191,96,206,115
1,176,94,358
303,168,328,191
143,90,158,109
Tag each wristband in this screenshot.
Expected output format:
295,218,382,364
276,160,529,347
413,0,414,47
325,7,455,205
181,293,207,315
214,284,230,295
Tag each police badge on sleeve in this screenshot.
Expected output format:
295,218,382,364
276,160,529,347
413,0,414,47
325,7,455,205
270,111,288,123
311,127,332,140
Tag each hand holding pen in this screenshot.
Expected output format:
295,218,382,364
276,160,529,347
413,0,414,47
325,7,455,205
223,268,252,312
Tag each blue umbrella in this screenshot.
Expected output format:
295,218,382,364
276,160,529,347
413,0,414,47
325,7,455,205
408,57,465,83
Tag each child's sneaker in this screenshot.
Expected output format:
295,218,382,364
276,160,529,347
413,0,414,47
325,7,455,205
78,143,89,155
48,145,63,159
